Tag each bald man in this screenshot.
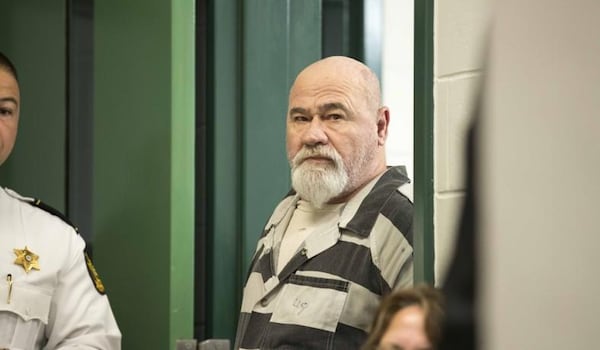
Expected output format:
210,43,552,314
235,56,414,349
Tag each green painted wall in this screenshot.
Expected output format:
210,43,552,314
93,1,195,349
0,2,66,210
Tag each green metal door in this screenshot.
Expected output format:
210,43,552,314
206,0,322,342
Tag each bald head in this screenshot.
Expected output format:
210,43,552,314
290,56,382,116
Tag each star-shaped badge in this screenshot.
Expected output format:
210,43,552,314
14,246,40,273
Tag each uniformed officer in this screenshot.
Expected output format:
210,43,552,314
0,52,121,349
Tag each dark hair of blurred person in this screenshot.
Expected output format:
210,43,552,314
363,285,444,350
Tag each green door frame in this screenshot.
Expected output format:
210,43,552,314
93,1,195,349
413,0,435,284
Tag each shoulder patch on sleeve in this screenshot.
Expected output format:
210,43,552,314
85,250,106,295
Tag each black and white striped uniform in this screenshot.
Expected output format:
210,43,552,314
235,166,414,350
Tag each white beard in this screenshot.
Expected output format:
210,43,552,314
290,145,349,208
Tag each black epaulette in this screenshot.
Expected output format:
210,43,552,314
3,188,79,232
27,198,80,233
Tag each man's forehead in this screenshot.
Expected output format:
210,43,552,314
292,71,357,92
289,80,357,103
288,84,367,115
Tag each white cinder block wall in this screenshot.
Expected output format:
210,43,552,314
433,0,491,284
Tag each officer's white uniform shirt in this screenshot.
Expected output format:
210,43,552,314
0,187,121,350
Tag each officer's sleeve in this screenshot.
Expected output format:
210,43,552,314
44,227,121,349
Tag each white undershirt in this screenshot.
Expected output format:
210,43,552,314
276,200,345,273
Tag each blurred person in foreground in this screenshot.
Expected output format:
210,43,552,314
234,56,414,349
0,51,121,349
363,285,444,350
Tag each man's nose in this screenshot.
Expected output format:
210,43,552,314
302,118,328,146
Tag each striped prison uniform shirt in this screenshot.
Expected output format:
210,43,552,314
234,166,414,350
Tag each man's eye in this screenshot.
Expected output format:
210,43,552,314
0,108,13,117
328,114,343,120
293,115,309,122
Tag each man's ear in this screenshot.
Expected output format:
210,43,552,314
377,107,390,145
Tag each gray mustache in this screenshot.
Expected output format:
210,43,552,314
293,146,338,166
